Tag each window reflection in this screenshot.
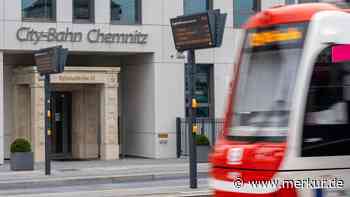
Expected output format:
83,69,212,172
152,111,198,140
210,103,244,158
22,0,56,20
302,47,350,157
111,0,140,24
184,0,210,15
73,0,94,22
299,0,319,3
233,0,260,28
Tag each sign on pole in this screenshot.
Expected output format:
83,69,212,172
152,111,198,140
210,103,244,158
34,46,67,175
34,46,68,74
170,10,227,189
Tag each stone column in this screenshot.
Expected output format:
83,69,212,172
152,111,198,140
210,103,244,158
13,85,31,139
72,89,85,159
0,52,4,164
85,86,99,158
30,74,45,162
100,81,119,160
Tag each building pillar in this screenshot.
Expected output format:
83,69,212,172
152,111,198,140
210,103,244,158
85,86,100,158
13,85,31,139
30,74,45,162
72,89,86,159
100,82,119,160
0,52,4,164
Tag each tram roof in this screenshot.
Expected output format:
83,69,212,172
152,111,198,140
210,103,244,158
244,3,341,29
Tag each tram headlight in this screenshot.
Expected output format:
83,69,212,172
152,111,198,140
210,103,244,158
227,172,241,180
227,148,244,165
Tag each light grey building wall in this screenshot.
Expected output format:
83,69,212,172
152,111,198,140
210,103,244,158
0,0,292,163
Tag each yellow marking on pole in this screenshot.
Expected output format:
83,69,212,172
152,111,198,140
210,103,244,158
48,129,52,136
191,98,198,109
192,125,198,133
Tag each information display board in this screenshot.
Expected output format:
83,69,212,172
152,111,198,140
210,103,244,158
170,10,227,51
35,46,67,74
171,13,214,51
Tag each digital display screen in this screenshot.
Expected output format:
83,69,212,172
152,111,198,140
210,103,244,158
35,49,59,74
247,23,307,51
34,46,66,74
170,13,214,51
250,28,302,47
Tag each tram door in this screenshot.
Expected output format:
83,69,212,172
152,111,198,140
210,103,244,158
50,92,72,159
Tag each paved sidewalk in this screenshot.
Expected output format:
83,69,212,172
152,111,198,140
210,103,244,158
0,158,210,190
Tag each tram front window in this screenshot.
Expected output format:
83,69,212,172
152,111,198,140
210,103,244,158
228,23,306,142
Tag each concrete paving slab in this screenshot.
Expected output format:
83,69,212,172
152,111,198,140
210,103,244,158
0,158,210,191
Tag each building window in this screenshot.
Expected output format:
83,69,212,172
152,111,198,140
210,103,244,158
73,0,94,23
111,0,141,25
22,0,56,21
298,0,318,3
185,64,214,118
302,47,350,157
296,0,350,4
184,0,213,15
233,0,260,28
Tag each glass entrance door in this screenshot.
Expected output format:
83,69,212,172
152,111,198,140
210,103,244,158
51,92,72,159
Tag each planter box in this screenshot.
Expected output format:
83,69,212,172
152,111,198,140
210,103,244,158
10,152,34,171
196,145,211,163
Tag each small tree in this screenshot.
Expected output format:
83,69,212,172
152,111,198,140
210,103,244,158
10,138,34,171
10,138,32,153
195,134,210,146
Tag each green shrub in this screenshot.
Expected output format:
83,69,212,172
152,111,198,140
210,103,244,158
10,138,32,153
196,134,210,146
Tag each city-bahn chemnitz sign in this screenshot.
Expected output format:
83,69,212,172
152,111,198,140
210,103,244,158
16,27,148,45
170,10,227,51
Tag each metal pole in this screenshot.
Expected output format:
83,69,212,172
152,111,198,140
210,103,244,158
211,118,216,145
176,117,181,158
187,50,197,188
44,74,51,175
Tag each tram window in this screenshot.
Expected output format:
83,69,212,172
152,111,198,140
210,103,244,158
302,47,350,157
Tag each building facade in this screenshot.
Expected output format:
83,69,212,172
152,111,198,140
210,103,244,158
0,0,300,163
